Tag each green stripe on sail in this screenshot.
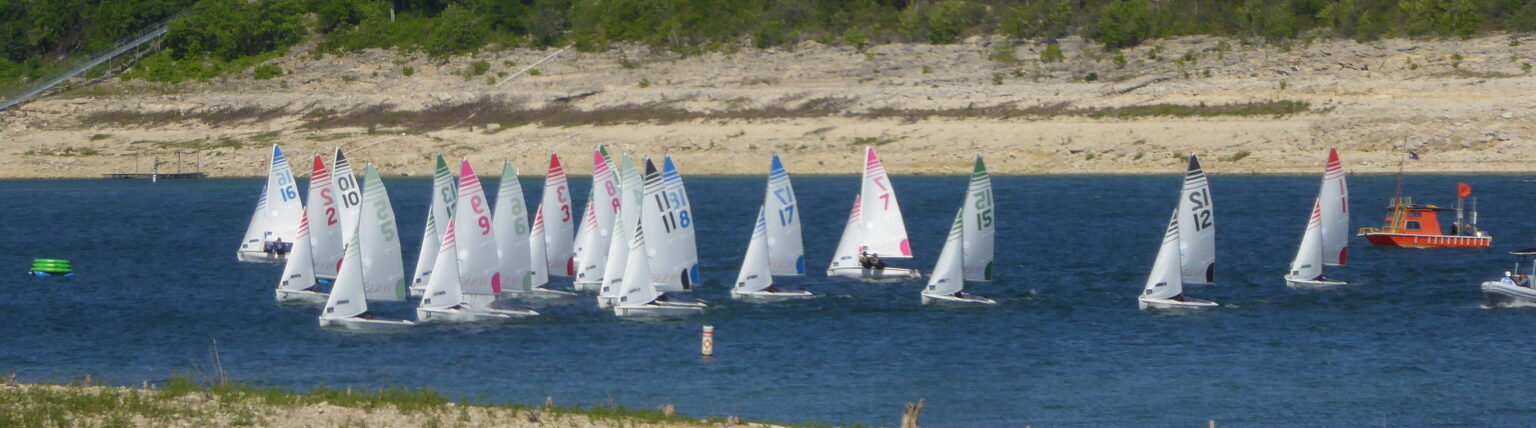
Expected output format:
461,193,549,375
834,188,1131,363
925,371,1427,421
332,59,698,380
972,156,988,177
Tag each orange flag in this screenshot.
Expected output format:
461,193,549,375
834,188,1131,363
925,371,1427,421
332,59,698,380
1458,183,1472,198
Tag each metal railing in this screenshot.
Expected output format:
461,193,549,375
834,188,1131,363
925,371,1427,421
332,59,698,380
0,13,181,112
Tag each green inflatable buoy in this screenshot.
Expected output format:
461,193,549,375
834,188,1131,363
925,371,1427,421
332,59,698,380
29,259,72,276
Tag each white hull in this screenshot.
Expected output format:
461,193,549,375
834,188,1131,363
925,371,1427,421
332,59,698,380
408,284,426,298
1285,276,1349,289
732,289,816,303
597,296,618,308
469,305,540,318
275,289,328,305
921,292,997,306
572,281,603,292
826,266,921,282
614,303,704,318
318,316,415,332
503,287,579,300
1138,297,1219,310
1482,281,1536,307
416,306,513,323
237,251,287,263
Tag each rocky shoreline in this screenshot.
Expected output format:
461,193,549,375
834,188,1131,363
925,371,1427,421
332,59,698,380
2,34,1535,178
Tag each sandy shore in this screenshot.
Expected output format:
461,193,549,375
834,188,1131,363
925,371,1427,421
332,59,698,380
2,35,1536,178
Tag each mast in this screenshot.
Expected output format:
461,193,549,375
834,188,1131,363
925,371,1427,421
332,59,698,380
1456,193,1465,235
1390,148,1407,232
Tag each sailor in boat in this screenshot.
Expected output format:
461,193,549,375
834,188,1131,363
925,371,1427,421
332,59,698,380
1501,272,1530,288
859,248,887,271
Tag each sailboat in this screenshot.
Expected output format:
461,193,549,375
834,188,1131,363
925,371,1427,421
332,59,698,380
237,144,304,262
409,155,456,297
732,155,814,302
538,154,576,278
573,147,620,291
641,158,703,293
598,155,643,308
275,209,327,304
1138,209,1218,310
614,222,705,318
828,147,920,281
417,218,509,322
450,160,539,317
305,155,343,280
493,161,556,298
331,149,363,249
319,164,413,331
1285,149,1349,288
922,156,996,306
1177,154,1216,285
733,208,815,302
659,156,701,289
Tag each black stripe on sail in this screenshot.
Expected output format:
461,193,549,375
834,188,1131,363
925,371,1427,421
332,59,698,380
1186,154,1202,172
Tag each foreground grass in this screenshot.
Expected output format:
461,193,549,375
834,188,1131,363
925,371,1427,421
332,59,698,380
0,374,841,427
80,98,1311,132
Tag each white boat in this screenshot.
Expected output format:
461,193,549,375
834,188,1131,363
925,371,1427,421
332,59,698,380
321,229,415,331
661,156,701,287
409,155,456,297
237,144,304,263
573,147,620,292
1482,250,1536,307
416,213,531,322
1285,149,1349,288
331,149,363,250
827,147,920,281
733,207,816,303
305,155,343,279
1139,209,1218,310
640,158,702,292
452,160,539,317
922,156,996,306
614,221,704,318
538,154,576,277
275,210,328,304
1177,154,1216,285
493,161,573,300
358,164,408,301
598,155,643,308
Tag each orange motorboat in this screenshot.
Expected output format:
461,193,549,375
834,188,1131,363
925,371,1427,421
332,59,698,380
1357,184,1490,248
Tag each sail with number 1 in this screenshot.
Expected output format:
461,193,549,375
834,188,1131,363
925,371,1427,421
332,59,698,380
237,144,304,263
306,155,343,279
1286,149,1349,288
1177,154,1216,285
574,147,620,291
409,155,456,297
539,154,576,277
598,155,643,308
922,156,996,306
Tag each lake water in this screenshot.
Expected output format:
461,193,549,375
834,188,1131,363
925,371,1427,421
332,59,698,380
1,172,1534,426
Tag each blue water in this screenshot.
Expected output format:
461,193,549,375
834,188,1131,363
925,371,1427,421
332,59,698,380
2,173,1534,426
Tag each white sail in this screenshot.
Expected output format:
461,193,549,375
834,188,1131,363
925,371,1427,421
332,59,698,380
1142,209,1184,301
828,195,864,270
734,207,774,293
493,161,534,293
278,210,317,292
641,158,699,291
617,223,661,307
600,155,643,300
856,147,912,259
359,165,406,301
239,144,304,257
410,155,457,289
420,216,464,310
528,207,550,287
453,160,502,301
764,154,805,276
661,156,701,285
323,224,369,319
420,218,464,309
1288,199,1325,280
575,147,620,286
1176,154,1215,284
409,214,439,292
571,188,599,283
331,149,363,247
539,154,576,277
1319,148,1349,266
960,156,995,281
925,209,966,296
305,155,343,278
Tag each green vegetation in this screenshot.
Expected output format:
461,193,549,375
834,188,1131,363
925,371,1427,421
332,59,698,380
0,375,821,428
7,0,1536,87
1223,150,1252,162
1040,43,1065,63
